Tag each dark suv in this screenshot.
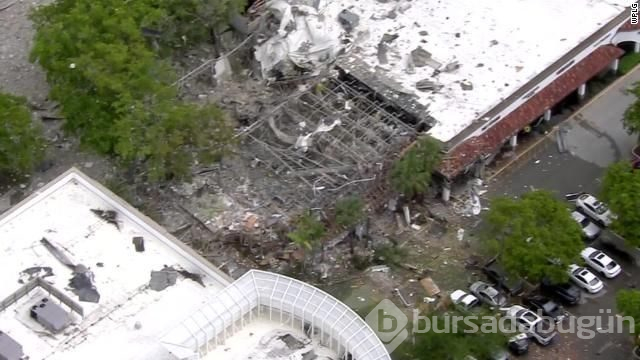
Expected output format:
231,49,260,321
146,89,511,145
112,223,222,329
483,258,525,296
540,278,581,306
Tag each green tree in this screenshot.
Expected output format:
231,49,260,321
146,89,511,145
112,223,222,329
482,190,583,283
601,161,640,247
288,211,326,251
0,93,44,181
391,136,441,198
159,0,247,49
395,314,507,360
616,290,640,344
625,83,640,138
29,0,236,181
335,195,365,229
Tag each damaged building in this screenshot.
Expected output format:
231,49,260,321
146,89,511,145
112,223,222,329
0,168,389,360
247,0,640,201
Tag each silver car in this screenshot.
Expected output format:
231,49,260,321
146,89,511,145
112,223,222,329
575,193,615,227
571,211,601,240
469,281,507,307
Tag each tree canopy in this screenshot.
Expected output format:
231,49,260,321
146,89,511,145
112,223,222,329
624,83,640,138
601,161,640,247
335,195,365,229
482,190,584,283
616,289,640,335
0,93,44,181
287,211,326,251
391,136,442,198
395,314,507,360
29,0,239,180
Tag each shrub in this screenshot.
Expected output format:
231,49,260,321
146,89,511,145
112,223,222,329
0,93,44,181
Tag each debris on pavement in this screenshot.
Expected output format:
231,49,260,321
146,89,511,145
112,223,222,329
368,265,390,273
420,277,441,297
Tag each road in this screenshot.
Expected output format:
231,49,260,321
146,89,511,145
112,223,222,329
486,66,640,360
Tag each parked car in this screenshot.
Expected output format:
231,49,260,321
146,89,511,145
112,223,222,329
451,290,480,310
580,247,622,278
470,281,508,307
570,211,601,240
464,351,510,360
568,264,603,293
505,305,556,346
523,295,565,323
483,259,525,296
575,193,615,227
540,278,581,305
507,333,530,356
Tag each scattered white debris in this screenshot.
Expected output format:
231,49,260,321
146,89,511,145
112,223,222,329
457,228,465,242
254,0,346,78
534,160,541,164
410,224,422,231
368,265,390,273
295,119,342,152
274,0,632,142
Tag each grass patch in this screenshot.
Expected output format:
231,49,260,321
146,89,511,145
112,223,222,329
619,53,640,75
373,244,409,268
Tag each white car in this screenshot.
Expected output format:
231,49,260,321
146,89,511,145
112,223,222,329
450,290,480,310
568,264,604,293
580,247,622,278
571,211,601,240
505,305,556,346
575,193,615,227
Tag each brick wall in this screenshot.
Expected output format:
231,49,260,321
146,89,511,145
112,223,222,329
438,45,624,179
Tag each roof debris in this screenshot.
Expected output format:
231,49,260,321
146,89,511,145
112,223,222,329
176,267,206,287
19,266,54,284
415,79,443,92
69,264,100,303
40,237,75,269
41,237,100,302
132,236,145,252
90,208,119,230
338,9,359,32
149,266,178,291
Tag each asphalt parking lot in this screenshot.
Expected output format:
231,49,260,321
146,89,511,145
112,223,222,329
484,67,640,359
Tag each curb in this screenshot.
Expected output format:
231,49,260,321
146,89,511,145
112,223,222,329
486,63,640,182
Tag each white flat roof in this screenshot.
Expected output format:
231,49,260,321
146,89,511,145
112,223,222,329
161,270,391,360
203,320,336,360
330,0,632,141
0,169,232,360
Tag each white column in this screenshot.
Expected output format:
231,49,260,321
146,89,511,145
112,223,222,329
634,42,640,53
577,83,586,101
611,58,620,73
543,109,552,122
441,181,451,202
509,134,518,148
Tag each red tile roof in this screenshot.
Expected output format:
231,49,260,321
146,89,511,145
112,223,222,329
619,2,639,31
438,45,624,179
619,18,640,32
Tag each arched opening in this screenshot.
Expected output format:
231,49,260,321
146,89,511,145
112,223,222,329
617,41,638,53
